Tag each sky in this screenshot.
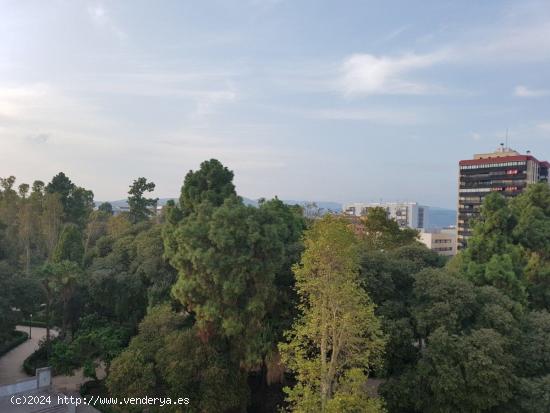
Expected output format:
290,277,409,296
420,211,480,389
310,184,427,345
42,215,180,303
1,0,550,208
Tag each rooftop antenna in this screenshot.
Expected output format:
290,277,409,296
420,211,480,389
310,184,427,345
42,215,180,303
505,128,509,149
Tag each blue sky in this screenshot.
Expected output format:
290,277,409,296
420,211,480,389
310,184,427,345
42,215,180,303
1,0,549,208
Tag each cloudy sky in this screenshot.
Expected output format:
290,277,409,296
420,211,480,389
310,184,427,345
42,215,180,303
1,0,549,208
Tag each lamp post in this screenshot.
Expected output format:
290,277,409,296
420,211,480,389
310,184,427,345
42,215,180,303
29,313,32,340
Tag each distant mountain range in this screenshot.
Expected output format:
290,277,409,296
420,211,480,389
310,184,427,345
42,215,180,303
96,198,456,229
97,197,343,213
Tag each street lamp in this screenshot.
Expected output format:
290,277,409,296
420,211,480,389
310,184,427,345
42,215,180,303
29,313,32,340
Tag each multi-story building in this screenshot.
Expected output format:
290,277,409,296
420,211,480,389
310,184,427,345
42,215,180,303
343,201,427,229
458,145,550,249
419,228,457,257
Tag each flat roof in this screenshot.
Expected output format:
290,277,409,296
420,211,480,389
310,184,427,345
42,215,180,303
459,154,546,166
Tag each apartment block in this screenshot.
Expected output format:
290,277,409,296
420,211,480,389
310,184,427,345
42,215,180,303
419,228,457,256
458,145,549,249
343,201,427,229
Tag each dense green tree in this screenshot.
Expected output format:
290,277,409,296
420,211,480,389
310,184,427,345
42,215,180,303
279,215,385,412
83,218,175,331
0,260,17,343
380,266,525,413
42,261,83,337
360,244,444,376
412,268,477,338
46,172,73,204
46,172,94,228
107,305,190,412
41,193,65,259
513,376,550,413
164,161,304,368
83,210,111,258
108,304,248,413
362,207,419,251
18,183,29,198
459,184,550,309
132,225,178,307
517,310,550,377
53,224,84,265
166,195,299,366
127,177,158,223
179,159,236,215
162,160,306,410
97,202,113,215
414,328,514,413
86,236,148,327
50,315,131,379
36,260,83,344
156,328,249,413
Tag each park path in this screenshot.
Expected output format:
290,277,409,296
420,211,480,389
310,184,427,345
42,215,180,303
0,326,97,393
0,325,53,385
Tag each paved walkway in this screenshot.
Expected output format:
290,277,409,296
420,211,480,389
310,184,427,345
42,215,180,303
0,326,105,394
0,326,53,385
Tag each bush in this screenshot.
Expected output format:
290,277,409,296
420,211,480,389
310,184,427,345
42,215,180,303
0,330,29,357
18,320,48,328
23,339,53,376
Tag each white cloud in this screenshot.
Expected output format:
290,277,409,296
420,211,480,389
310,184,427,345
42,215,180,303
338,2,550,97
0,84,49,118
538,123,550,132
339,52,448,96
87,3,127,40
514,85,550,97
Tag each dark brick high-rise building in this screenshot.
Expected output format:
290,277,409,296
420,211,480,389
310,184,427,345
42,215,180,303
458,145,549,249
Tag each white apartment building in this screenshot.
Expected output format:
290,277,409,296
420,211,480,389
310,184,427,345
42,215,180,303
419,228,457,257
343,202,427,229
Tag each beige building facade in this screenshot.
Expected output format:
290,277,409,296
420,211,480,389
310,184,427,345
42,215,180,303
419,228,457,256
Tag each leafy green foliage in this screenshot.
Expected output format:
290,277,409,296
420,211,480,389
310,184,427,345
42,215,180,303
50,315,131,378
179,159,236,215
0,261,18,343
85,221,177,327
412,328,514,413
360,244,444,376
362,207,419,251
279,215,385,412
108,304,247,413
127,177,158,223
53,224,84,264
164,162,304,369
46,172,94,228
98,202,114,215
460,184,550,309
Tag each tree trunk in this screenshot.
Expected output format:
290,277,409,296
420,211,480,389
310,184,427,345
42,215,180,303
320,301,328,411
25,245,30,276
45,296,51,355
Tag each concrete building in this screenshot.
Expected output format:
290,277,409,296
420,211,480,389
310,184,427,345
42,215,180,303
419,228,457,257
343,202,427,229
458,145,550,249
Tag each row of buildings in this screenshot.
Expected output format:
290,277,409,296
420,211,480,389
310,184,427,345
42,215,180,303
344,144,550,256
343,201,458,256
